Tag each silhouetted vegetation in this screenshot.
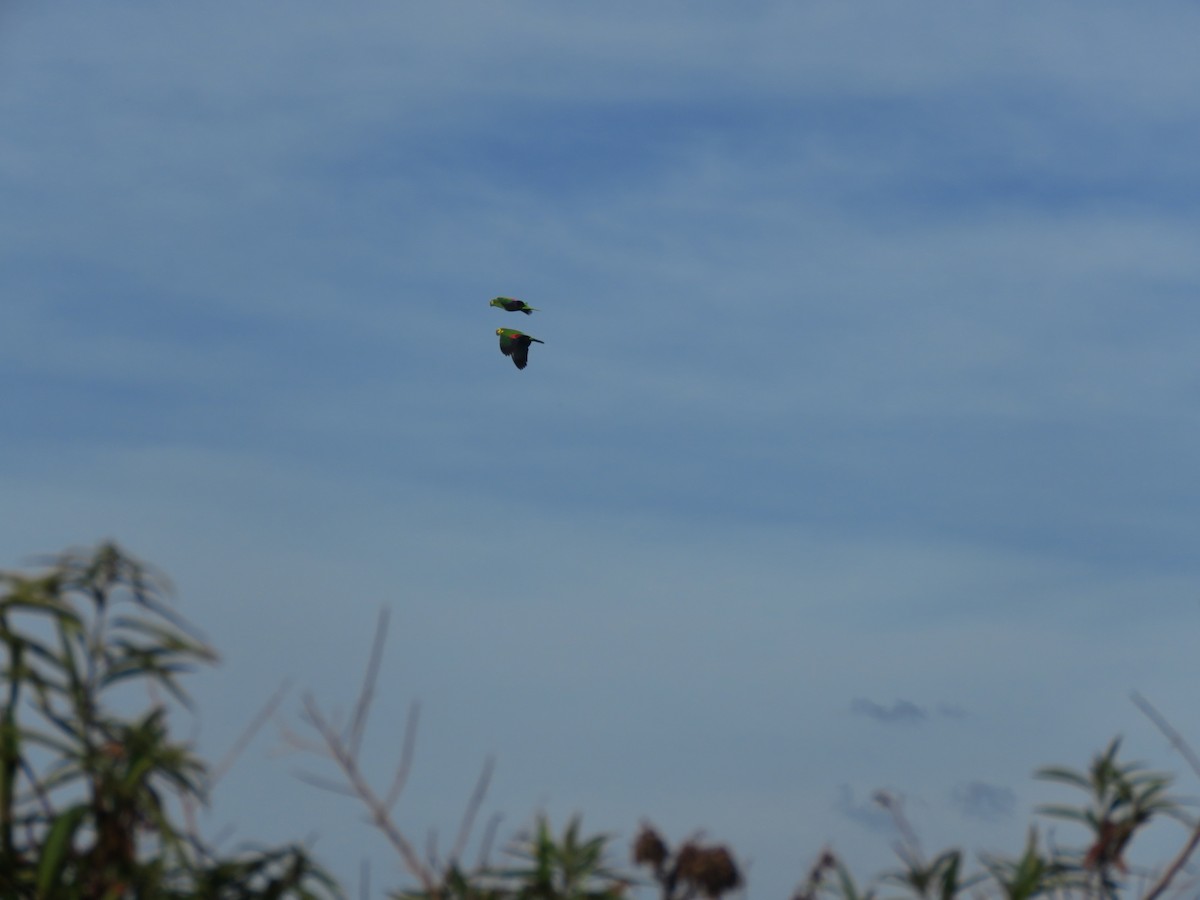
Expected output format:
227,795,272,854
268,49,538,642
0,543,338,898
3,543,1199,898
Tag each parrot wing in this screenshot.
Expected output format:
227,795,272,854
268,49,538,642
511,342,530,369
496,329,542,369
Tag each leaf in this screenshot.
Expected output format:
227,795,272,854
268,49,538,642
1034,767,1091,790
1035,804,1092,824
36,803,89,895
834,859,872,900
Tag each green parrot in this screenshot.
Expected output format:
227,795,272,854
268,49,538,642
496,327,544,370
489,296,539,315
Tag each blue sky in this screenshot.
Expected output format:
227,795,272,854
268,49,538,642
3,3,1200,896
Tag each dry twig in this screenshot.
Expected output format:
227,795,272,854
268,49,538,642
1132,692,1200,900
284,607,498,898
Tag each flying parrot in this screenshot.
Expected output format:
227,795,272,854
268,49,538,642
489,296,539,315
496,327,544,370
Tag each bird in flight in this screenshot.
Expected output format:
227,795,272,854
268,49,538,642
496,328,544,370
489,296,538,315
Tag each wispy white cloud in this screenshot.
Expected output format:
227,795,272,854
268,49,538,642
850,699,971,725
851,698,927,724
952,782,1016,822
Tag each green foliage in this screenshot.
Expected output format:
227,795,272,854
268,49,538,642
498,814,629,900
978,828,1072,900
879,847,980,900
862,793,986,900
0,542,339,899
396,814,630,900
827,860,875,900
789,742,1199,900
1036,737,1189,897
8,542,1200,900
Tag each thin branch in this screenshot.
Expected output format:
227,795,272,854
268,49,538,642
180,783,200,844
1132,692,1200,900
875,790,922,863
347,607,390,759
1132,692,1200,781
449,755,495,865
383,702,421,813
301,692,437,893
1141,824,1200,900
475,812,503,871
292,769,362,799
274,718,330,758
427,829,440,872
210,679,292,785
17,757,55,820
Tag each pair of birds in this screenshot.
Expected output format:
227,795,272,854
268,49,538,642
490,296,544,370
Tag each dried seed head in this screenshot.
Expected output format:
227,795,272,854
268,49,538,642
633,825,669,870
677,843,742,898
